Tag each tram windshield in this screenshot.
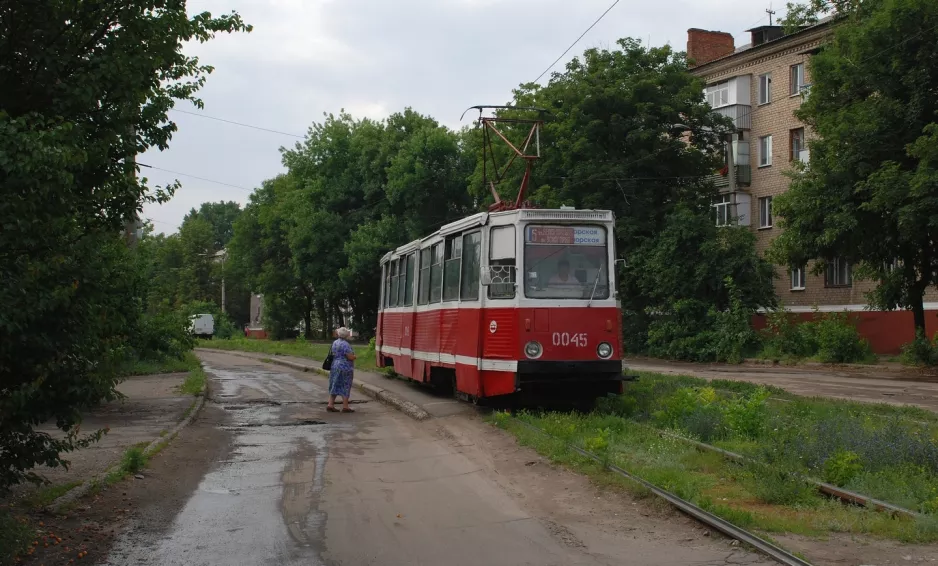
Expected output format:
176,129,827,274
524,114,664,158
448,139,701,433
523,224,610,300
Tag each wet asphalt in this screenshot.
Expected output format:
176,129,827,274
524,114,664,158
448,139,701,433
105,354,345,565
103,351,771,566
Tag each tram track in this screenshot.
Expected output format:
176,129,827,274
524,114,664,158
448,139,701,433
507,415,816,566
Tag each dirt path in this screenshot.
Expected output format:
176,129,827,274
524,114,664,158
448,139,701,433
626,359,938,412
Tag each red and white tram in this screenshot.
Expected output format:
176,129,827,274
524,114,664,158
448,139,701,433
376,207,623,404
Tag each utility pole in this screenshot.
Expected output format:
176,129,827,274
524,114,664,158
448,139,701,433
766,6,776,26
219,249,227,314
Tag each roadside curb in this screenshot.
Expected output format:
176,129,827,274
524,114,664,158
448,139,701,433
45,368,209,515
199,349,432,421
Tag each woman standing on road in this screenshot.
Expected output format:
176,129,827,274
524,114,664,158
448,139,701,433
326,327,356,413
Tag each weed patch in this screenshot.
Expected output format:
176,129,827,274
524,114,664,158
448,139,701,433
179,367,206,396
0,507,33,566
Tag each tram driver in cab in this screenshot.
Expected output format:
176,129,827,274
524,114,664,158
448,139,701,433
547,258,585,296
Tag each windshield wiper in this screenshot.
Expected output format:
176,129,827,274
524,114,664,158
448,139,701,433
586,264,604,307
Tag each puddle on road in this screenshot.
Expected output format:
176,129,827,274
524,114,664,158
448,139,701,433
104,366,351,566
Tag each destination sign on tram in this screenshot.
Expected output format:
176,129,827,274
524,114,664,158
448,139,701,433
525,225,606,246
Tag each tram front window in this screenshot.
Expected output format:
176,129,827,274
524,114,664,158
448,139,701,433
523,225,609,299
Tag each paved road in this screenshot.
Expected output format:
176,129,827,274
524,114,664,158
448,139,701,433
103,350,770,566
626,358,938,412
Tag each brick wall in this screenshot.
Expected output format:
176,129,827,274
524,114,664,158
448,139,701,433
687,29,735,67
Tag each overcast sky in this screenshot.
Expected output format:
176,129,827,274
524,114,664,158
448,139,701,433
141,0,782,234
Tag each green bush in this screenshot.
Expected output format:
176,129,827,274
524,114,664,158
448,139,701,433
822,450,864,486
760,310,873,364
900,331,938,367
0,509,32,566
723,387,770,439
814,312,874,363
760,310,818,360
120,446,148,475
748,461,817,506
131,310,194,361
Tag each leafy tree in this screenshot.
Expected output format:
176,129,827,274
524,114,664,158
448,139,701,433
491,39,776,355
183,201,242,249
0,1,249,489
770,0,938,336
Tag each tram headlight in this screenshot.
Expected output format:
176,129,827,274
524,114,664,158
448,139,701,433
597,342,613,359
524,341,543,359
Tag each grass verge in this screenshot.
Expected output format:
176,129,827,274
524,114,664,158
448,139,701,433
178,366,206,396
199,337,379,371
0,507,33,566
493,410,938,543
118,351,200,377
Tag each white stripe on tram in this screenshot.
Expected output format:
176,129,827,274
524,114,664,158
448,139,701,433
376,345,518,372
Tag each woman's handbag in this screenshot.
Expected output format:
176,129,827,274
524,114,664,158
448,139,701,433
322,346,335,371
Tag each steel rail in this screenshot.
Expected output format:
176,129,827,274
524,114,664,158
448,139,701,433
510,418,814,566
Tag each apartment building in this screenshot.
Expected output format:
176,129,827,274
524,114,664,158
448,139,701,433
687,21,938,353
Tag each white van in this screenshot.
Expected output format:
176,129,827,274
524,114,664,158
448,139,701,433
189,314,215,339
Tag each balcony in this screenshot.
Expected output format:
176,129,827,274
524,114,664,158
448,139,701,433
706,164,751,188
712,104,751,131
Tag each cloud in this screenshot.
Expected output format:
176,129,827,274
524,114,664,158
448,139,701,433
142,0,774,234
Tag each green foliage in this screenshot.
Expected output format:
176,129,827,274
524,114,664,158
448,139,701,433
770,0,938,337
747,461,818,506
900,331,938,367
179,367,206,396
0,0,249,490
813,313,874,363
119,446,148,475
647,277,766,363
760,310,818,360
0,509,32,566
761,311,873,363
131,310,195,361
823,450,864,486
723,387,770,439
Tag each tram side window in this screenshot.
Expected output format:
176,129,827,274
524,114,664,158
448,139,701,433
488,225,516,299
403,253,415,306
429,242,444,304
460,231,481,301
382,263,389,309
389,258,400,308
418,248,431,305
442,235,462,301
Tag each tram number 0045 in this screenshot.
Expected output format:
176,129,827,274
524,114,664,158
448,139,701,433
552,332,588,347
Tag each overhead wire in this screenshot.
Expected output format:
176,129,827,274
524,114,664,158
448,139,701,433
138,163,255,192
530,0,621,84
168,108,305,139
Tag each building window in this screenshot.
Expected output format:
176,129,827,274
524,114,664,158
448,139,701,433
714,194,732,227
790,265,806,291
759,135,773,167
705,81,730,109
790,128,805,162
758,73,772,105
825,258,852,287
759,196,773,228
790,63,805,96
